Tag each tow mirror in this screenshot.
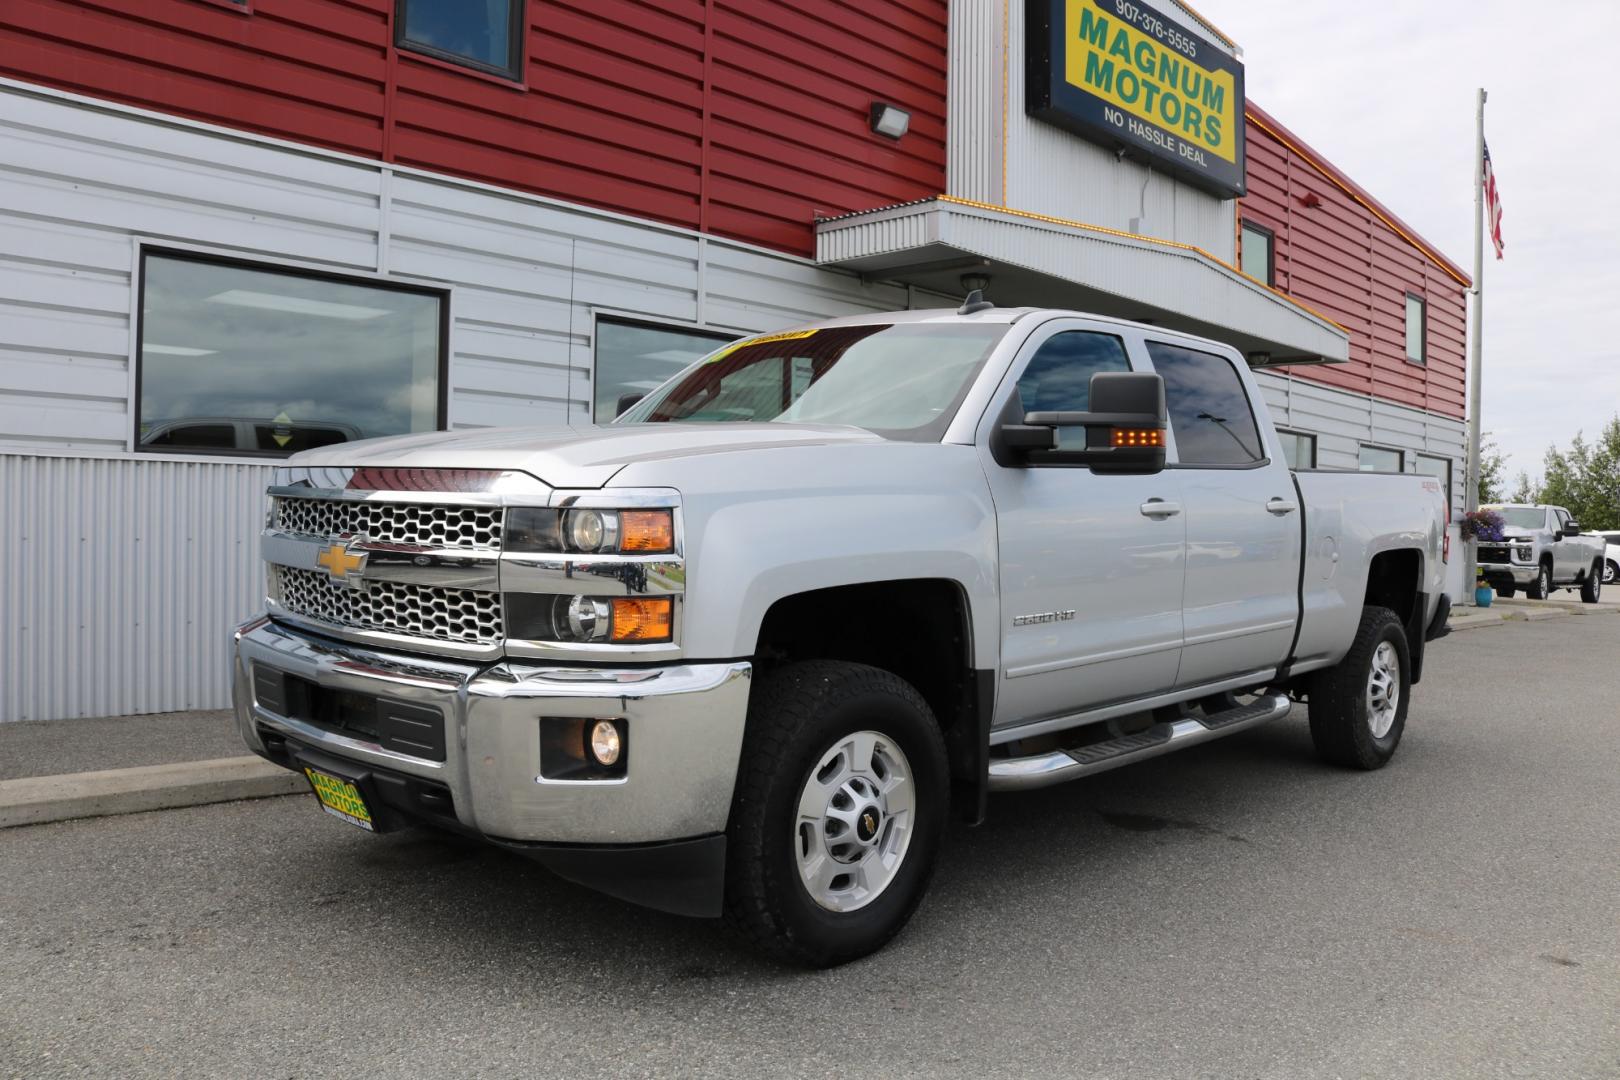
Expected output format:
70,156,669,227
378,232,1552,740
615,392,645,418
1564,521,1582,536
997,371,1168,474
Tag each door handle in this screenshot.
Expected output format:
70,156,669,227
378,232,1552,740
1140,499,1182,519
1266,498,1299,516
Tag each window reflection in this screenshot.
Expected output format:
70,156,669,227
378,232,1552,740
138,253,444,454
594,319,732,422
398,0,521,77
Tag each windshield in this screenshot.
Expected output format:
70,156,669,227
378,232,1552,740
1493,508,1548,529
614,323,1009,441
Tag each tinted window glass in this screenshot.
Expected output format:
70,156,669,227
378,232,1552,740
594,319,733,421
1405,294,1426,363
1493,507,1547,529
1359,445,1403,472
1241,223,1273,285
139,254,444,455
1148,342,1263,465
1016,331,1130,413
398,0,521,77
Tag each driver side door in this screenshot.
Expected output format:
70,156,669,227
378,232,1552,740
977,322,1187,732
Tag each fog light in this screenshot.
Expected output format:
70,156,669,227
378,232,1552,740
588,720,622,766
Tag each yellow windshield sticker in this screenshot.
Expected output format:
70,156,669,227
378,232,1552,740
707,328,818,363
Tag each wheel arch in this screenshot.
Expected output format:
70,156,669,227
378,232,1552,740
753,579,993,823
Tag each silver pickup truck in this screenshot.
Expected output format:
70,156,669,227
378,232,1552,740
1477,503,1606,602
232,302,1450,965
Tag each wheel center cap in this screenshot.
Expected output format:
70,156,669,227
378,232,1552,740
856,806,882,843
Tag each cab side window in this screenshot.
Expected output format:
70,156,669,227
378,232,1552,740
1147,341,1264,466
1016,331,1131,413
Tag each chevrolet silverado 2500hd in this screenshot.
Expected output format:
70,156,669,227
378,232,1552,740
1476,503,1605,602
233,302,1451,966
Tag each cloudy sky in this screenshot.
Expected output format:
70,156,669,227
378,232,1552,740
1196,0,1620,485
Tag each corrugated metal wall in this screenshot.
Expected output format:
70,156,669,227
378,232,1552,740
1,453,272,721
0,0,947,258
0,82,954,720
1240,109,1469,419
946,0,1238,261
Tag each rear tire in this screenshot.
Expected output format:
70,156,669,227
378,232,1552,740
1526,562,1551,600
1604,559,1618,586
723,660,949,967
1582,561,1603,604
1305,606,1410,770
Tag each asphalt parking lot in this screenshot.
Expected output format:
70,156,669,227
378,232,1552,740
3,616,1617,1080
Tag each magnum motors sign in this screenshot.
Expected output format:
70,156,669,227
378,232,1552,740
1027,0,1246,198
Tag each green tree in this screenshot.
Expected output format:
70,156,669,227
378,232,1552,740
1476,434,1507,504
1538,415,1620,530
1509,470,1540,504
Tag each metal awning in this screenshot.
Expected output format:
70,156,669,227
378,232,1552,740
816,196,1349,366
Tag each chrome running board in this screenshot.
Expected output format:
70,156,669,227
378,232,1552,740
986,693,1292,792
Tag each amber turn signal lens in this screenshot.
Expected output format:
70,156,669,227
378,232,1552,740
610,597,673,642
1111,428,1164,448
618,510,674,553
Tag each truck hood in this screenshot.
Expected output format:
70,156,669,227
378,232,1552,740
287,423,886,489
1498,527,1539,539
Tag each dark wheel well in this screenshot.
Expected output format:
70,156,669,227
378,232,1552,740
1363,549,1424,684
754,580,989,822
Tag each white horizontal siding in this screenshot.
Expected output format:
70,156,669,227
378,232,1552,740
0,82,961,720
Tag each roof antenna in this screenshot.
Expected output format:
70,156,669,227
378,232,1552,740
958,289,994,315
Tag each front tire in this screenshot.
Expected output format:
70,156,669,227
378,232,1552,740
1526,562,1551,600
723,661,949,967
1582,561,1603,604
1604,559,1618,586
1305,606,1410,770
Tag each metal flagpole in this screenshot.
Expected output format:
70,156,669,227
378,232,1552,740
1463,88,1487,602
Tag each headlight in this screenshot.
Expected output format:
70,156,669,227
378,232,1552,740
1514,546,1533,562
506,594,674,644
506,507,674,555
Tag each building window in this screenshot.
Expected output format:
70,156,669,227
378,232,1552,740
1405,292,1426,364
1415,453,1452,504
1359,445,1404,472
397,0,525,80
1240,222,1274,285
594,318,733,421
1148,341,1265,466
1276,429,1317,469
138,252,446,456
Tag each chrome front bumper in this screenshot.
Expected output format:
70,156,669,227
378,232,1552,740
232,617,751,845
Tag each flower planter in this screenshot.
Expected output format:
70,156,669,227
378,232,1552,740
1474,584,1494,607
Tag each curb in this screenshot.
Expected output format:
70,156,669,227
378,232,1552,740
0,756,305,829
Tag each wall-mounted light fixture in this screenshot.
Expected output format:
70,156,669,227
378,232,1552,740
960,272,991,293
1246,350,1272,366
869,102,910,140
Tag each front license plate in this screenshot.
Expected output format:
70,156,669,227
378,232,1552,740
304,767,375,831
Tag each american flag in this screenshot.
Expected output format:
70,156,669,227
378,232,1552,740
1483,141,1504,259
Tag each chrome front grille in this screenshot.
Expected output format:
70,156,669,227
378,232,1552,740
274,566,503,646
274,497,503,550
1477,545,1509,563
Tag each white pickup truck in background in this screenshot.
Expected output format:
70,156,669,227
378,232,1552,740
233,300,1451,965
1478,503,1606,602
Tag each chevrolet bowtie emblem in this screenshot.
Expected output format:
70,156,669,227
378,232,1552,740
316,540,367,586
